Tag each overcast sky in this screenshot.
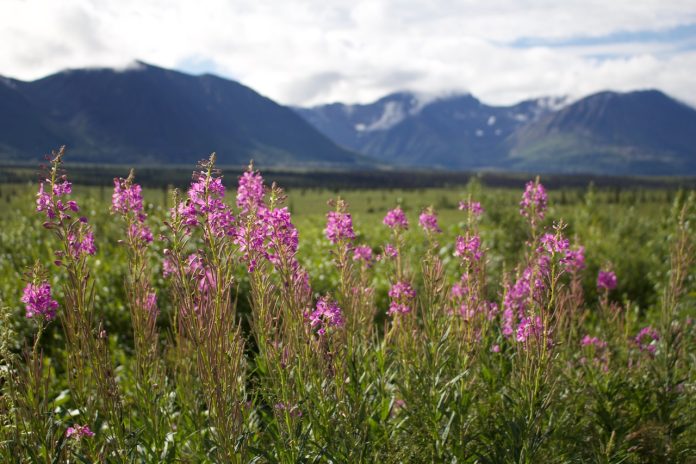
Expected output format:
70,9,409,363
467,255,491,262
2,0,696,107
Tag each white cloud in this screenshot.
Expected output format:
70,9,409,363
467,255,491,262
1,0,695,106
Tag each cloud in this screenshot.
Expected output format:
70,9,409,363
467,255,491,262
1,0,695,107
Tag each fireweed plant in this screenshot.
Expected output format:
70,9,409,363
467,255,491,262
1,148,694,462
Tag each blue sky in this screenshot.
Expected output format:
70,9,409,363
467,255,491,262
1,0,696,107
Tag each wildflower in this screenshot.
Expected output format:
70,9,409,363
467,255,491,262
515,316,546,344
634,326,660,355
52,178,72,197
112,177,144,214
597,270,617,291
491,344,500,353
454,234,482,261
306,297,344,335
520,179,548,223
236,165,265,213
458,200,484,216
66,424,94,439
539,233,569,254
325,210,355,244
383,207,409,229
562,246,586,272
581,335,607,349
353,245,373,263
419,208,441,233
21,282,58,320
388,281,416,315
382,243,398,259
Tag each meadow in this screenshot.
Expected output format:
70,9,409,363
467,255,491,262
0,150,694,463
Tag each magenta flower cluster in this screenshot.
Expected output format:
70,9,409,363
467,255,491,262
353,245,373,264
454,234,482,262
325,211,355,244
306,297,344,335
520,180,548,223
66,424,94,439
634,326,660,355
388,281,416,315
383,207,409,230
36,177,77,221
458,200,484,216
236,169,265,213
21,282,59,321
418,211,441,233
178,170,235,237
597,270,617,290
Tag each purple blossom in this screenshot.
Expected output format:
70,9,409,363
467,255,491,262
458,200,484,216
325,211,355,244
180,169,235,237
388,281,416,315
539,233,570,254
597,270,617,291
112,178,144,214
306,297,344,336
383,207,409,230
52,179,72,197
236,168,265,213
520,180,548,223
353,245,373,263
382,243,398,259
66,424,94,439
454,234,482,261
581,335,607,349
515,316,546,344
634,326,660,355
562,246,586,272
21,282,58,321
418,210,441,233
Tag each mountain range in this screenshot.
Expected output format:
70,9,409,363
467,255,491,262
295,90,696,175
0,62,359,166
1,62,695,175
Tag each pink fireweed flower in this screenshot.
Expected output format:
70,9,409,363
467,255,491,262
561,246,586,272
181,165,235,237
66,424,94,439
36,183,52,216
68,231,96,257
236,166,265,213
597,270,617,290
306,297,344,336
353,245,373,264
128,223,153,244
382,243,398,259
388,281,416,315
458,200,484,216
325,210,355,244
419,209,441,233
454,234,482,261
520,179,548,223
21,282,58,321
52,179,72,196
634,326,660,355
516,316,547,345
263,206,300,266
581,335,607,349
383,207,409,230
539,233,570,255
112,178,144,214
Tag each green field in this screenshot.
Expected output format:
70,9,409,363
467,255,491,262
0,163,695,462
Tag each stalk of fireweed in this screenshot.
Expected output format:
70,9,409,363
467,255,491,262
236,165,313,460
111,170,169,459
166,154,247,462
35,147,126,458
7,263,67,463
